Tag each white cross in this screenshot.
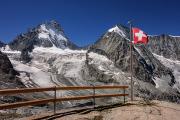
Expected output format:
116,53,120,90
135,30,147,41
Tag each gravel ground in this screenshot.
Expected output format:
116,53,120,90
21,99,180,120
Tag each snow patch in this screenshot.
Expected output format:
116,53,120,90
88,52,110,62
33,46,86,54
108,25,126,37
168,35,180,37
153,53,180,92
1,45,20,54
148,35,180,37
38,33,50,39
38,25,50,39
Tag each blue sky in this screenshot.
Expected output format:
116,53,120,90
0,0,180,46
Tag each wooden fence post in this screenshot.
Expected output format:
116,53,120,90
123,87,125,104
93,85,95,108
54,86,57,114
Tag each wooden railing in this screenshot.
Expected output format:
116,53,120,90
0,85,128,113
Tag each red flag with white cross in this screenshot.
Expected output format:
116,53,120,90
132,28,148,44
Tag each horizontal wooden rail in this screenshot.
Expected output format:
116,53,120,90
0,87,55,95
56,94,129,101
0,85,129,111
0,93,128,110
0,98,54,110
56,85,128,90
0,86,128,95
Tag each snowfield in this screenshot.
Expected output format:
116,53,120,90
33,46,86,54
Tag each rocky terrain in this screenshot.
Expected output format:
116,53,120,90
47,100,180,120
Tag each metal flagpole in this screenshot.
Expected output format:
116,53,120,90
128,20,133,101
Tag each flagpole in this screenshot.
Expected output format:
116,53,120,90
128,20,133,101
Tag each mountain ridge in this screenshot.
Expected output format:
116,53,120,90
8,20,79,51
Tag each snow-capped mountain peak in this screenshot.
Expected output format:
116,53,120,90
8,20,79,52
108,25,129,38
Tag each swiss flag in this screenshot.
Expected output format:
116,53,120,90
132,28,148,44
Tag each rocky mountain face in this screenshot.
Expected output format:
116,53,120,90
90,25,180,102
9,20,78,51
147,35,180,60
